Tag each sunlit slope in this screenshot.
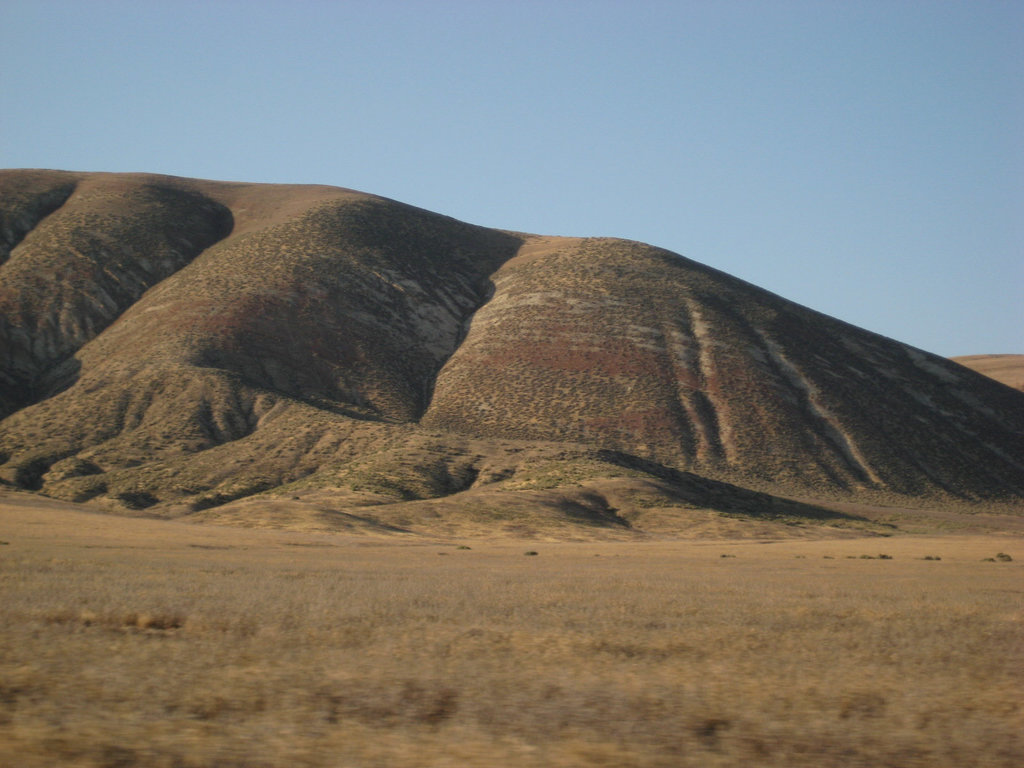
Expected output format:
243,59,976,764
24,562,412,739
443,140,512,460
952,354,1024,392
0,169,1022,522
424,236,1024,499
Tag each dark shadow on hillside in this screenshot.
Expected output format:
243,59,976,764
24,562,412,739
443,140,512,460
0,179,77,265
594,449,872,524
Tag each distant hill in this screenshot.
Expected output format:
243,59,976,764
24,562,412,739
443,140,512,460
952,355,1024,392
1,170,1022,535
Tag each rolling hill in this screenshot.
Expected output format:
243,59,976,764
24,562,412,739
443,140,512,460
952,354,1024,393
1,169,1022,535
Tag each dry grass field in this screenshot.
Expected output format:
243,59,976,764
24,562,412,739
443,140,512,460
1,493,1022,767
952,354,1024,392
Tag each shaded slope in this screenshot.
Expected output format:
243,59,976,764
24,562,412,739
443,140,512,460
0,171,522,510
74,185,521,421
0,172,232,416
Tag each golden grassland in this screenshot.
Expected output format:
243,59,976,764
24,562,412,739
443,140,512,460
1,495,1022,767
952,354,1024,392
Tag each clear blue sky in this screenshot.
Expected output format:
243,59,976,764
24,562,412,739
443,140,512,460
2,0,1021,357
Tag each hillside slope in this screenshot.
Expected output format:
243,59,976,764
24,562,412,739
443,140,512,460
0,170,1021,532
424,237,1024,499
952,354,1024,393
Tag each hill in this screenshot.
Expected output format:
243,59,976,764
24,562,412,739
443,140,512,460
1,169,1022,535
952,354,1024,392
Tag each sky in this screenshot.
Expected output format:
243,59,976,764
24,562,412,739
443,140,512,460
2,0,1021,357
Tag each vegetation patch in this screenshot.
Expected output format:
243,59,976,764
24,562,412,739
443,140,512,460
2,514,1021,768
